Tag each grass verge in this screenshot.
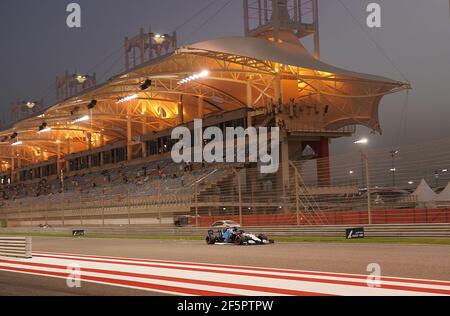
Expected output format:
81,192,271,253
1,232,450,245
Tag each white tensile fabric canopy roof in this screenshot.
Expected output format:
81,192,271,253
181,36,409,133
412,179,437,202
184,36,404,85
437,182,450,201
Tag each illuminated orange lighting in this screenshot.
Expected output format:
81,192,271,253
317,70,333,77
298,81,308,89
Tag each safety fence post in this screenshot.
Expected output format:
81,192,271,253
127,189,131,226
61,194,65,227
361,151,372,225
194,183,199,227
157,181,162,226
294,170,300,226
18,203,22,227
102,197,105,227
232,169,243,226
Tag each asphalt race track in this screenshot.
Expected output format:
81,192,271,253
0,270,162,296
0,237,449,296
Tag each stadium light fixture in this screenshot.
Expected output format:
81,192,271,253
75,75,88,84
25,101,37,109
38,127,52,134
153,34,167,44
87,100,97,109
140,79,152,91
443,169,448,173
408,181,414,185
117,94,139,104
38,122,52,133
178,70,209,85
354,138,368,145
72,115,90,124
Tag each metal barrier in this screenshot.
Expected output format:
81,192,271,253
2,136,450,228
1,224,449,238
0,236,32,258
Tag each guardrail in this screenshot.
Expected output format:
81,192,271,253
1,224,449,238
0,236,32,258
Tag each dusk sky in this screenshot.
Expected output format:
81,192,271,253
1,0,449,154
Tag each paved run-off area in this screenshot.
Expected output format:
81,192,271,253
0,237,449,296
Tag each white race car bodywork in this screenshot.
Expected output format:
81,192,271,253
242,233,272,245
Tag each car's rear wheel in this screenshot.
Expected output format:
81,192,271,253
206,236,215,245
234,236,243,245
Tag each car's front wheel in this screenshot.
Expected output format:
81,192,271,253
206,236,215,245
234,236,243,245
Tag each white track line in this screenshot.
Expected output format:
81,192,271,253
34,251,450,287
0,252,447,296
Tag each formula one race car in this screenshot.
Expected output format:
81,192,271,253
206,227,275,245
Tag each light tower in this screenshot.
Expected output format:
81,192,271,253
124,28,177,71
243,0,320,58
56,71,97,101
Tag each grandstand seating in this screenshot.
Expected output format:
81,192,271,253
0,158,228,209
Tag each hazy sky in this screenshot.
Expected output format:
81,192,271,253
1,0,449,154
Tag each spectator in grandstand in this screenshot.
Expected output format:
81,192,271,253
158,166,166,179
323,105,329,117
315,104,321,115
289,99,295,118
277,119,286,130
274,103,280,115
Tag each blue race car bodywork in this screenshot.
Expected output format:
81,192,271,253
206,227,274,245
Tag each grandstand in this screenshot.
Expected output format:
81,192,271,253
0,0,426,229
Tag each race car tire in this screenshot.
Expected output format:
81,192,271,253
234,236,243,245
206,236,215,245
